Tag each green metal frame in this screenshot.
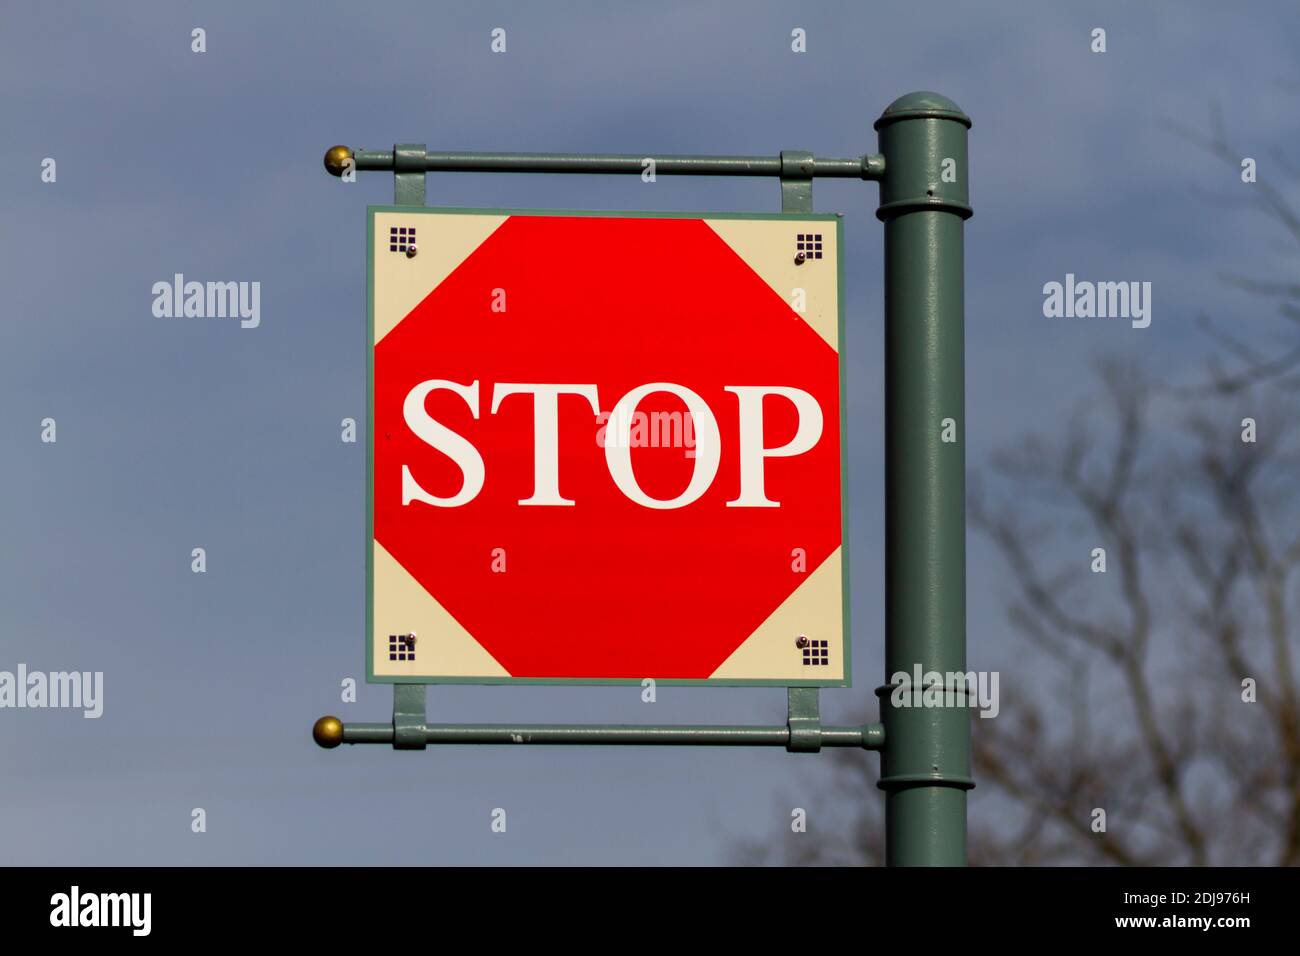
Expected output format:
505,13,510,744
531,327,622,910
316,92,974,867
364,205,849,689
356,681,880,752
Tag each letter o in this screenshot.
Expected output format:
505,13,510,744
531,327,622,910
604,383,720,509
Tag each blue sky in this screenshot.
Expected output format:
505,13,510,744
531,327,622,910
2,1,1297,864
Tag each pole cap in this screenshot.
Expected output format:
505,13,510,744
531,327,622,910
323,145,353,177
875,91,971,130
313,715,344,748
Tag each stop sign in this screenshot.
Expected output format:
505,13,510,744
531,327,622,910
367,207,846,685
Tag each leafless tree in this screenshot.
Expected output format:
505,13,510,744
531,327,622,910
739,358,1300,866
966,357,1300,864
739,116,1300,867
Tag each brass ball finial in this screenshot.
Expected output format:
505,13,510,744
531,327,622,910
323,145,353,178
313,715,344,748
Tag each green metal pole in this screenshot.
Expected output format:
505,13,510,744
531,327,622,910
875,92,974,866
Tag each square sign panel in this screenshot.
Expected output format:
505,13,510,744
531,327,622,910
367,206,847,686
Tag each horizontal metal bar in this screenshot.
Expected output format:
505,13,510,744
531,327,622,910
338,721,885,749
342,148,885,180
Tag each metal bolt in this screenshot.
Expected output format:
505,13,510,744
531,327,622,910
406,632,417,647
406,245,418,259
794,252,806,265
795,635,809,648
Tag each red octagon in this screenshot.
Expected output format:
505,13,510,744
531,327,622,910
374,214,841,679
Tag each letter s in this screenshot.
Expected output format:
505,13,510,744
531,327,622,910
402,380,485,507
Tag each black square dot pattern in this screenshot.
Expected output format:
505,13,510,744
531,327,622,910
796,233,823,260
389,226,417,253
388,634,415,661
801,638,830,666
